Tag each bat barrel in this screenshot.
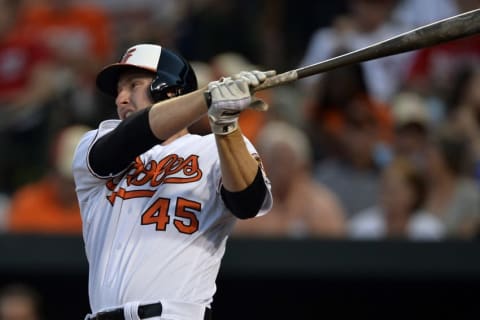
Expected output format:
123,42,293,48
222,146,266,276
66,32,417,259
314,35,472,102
297,7,480,79
254,8,480,92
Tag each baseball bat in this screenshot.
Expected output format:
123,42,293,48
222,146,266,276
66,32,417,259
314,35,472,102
253,8,480,92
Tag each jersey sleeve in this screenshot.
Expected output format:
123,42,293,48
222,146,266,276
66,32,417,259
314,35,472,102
72,120,121,203
242,136,273,217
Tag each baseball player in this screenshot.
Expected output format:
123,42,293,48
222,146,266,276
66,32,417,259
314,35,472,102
72,43,274,320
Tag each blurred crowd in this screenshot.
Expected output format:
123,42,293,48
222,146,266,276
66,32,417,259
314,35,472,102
0,0,480,241
0,283,43,320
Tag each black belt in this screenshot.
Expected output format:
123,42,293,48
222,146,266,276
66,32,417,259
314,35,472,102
89,302,212,320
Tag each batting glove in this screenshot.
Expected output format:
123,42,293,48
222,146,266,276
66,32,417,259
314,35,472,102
205,70,275,135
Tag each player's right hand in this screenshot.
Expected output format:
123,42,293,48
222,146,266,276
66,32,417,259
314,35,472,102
205,70,275,135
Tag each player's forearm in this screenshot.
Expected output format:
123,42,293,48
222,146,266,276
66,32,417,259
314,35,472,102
214,130,260,192
148,88,208,140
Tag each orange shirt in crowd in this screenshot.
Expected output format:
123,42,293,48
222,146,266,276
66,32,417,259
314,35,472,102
7,177,82,234
311,94,394,144
18,2,114,65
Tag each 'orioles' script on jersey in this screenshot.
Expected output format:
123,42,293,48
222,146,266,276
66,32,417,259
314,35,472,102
106,155,203,205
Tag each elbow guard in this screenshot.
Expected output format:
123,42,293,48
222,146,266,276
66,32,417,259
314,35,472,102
220,166,267,219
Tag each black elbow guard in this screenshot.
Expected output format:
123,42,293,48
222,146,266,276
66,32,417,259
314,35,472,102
220,166,267,219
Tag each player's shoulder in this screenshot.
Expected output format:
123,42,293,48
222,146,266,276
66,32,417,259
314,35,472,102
98,119,121,130
73,120,118,158
77,120,118,142
84,119,120,142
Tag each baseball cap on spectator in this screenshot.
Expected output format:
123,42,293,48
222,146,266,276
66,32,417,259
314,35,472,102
391,92,430,129
210,52,257,77
190,61,215,87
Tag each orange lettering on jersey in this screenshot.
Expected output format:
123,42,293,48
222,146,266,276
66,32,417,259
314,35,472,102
127,154,202,186
106,154,203,205
107,188,155,205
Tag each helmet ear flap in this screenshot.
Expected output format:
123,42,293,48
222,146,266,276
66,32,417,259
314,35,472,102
149,77,172,102
149,81,181,102
149,48,198,102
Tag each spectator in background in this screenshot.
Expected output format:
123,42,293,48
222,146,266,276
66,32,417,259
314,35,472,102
0,0,59,194
390,91,432,170
19,0,114,78
404,0,480,115
424,125,480,239
304,61,393,219
0,283,43,320
18,0,116,127
392,0,458,29
446,65,480,185
6,125,90,234
313,95,390,219
233,121,346,238
349,157,445,240
91,0,188,53
299,0,412,103
302,62,393,163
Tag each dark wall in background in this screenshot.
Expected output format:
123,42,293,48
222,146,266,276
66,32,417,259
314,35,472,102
1,235,479,319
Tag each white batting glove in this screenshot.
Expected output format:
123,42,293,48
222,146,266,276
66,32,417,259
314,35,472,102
205,70,275,135
232,70,270,86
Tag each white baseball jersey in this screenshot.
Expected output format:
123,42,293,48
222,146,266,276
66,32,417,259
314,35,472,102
72,119,272,314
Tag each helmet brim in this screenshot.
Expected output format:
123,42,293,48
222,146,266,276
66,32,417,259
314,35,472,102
96,63,156,97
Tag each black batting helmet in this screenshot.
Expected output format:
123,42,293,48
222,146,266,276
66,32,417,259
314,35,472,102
96,44,198,102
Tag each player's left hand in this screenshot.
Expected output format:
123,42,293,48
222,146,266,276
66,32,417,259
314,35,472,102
231,70,275,87
205,70,275,135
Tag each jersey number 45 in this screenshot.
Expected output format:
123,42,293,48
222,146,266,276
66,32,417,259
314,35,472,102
141,197,201,235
